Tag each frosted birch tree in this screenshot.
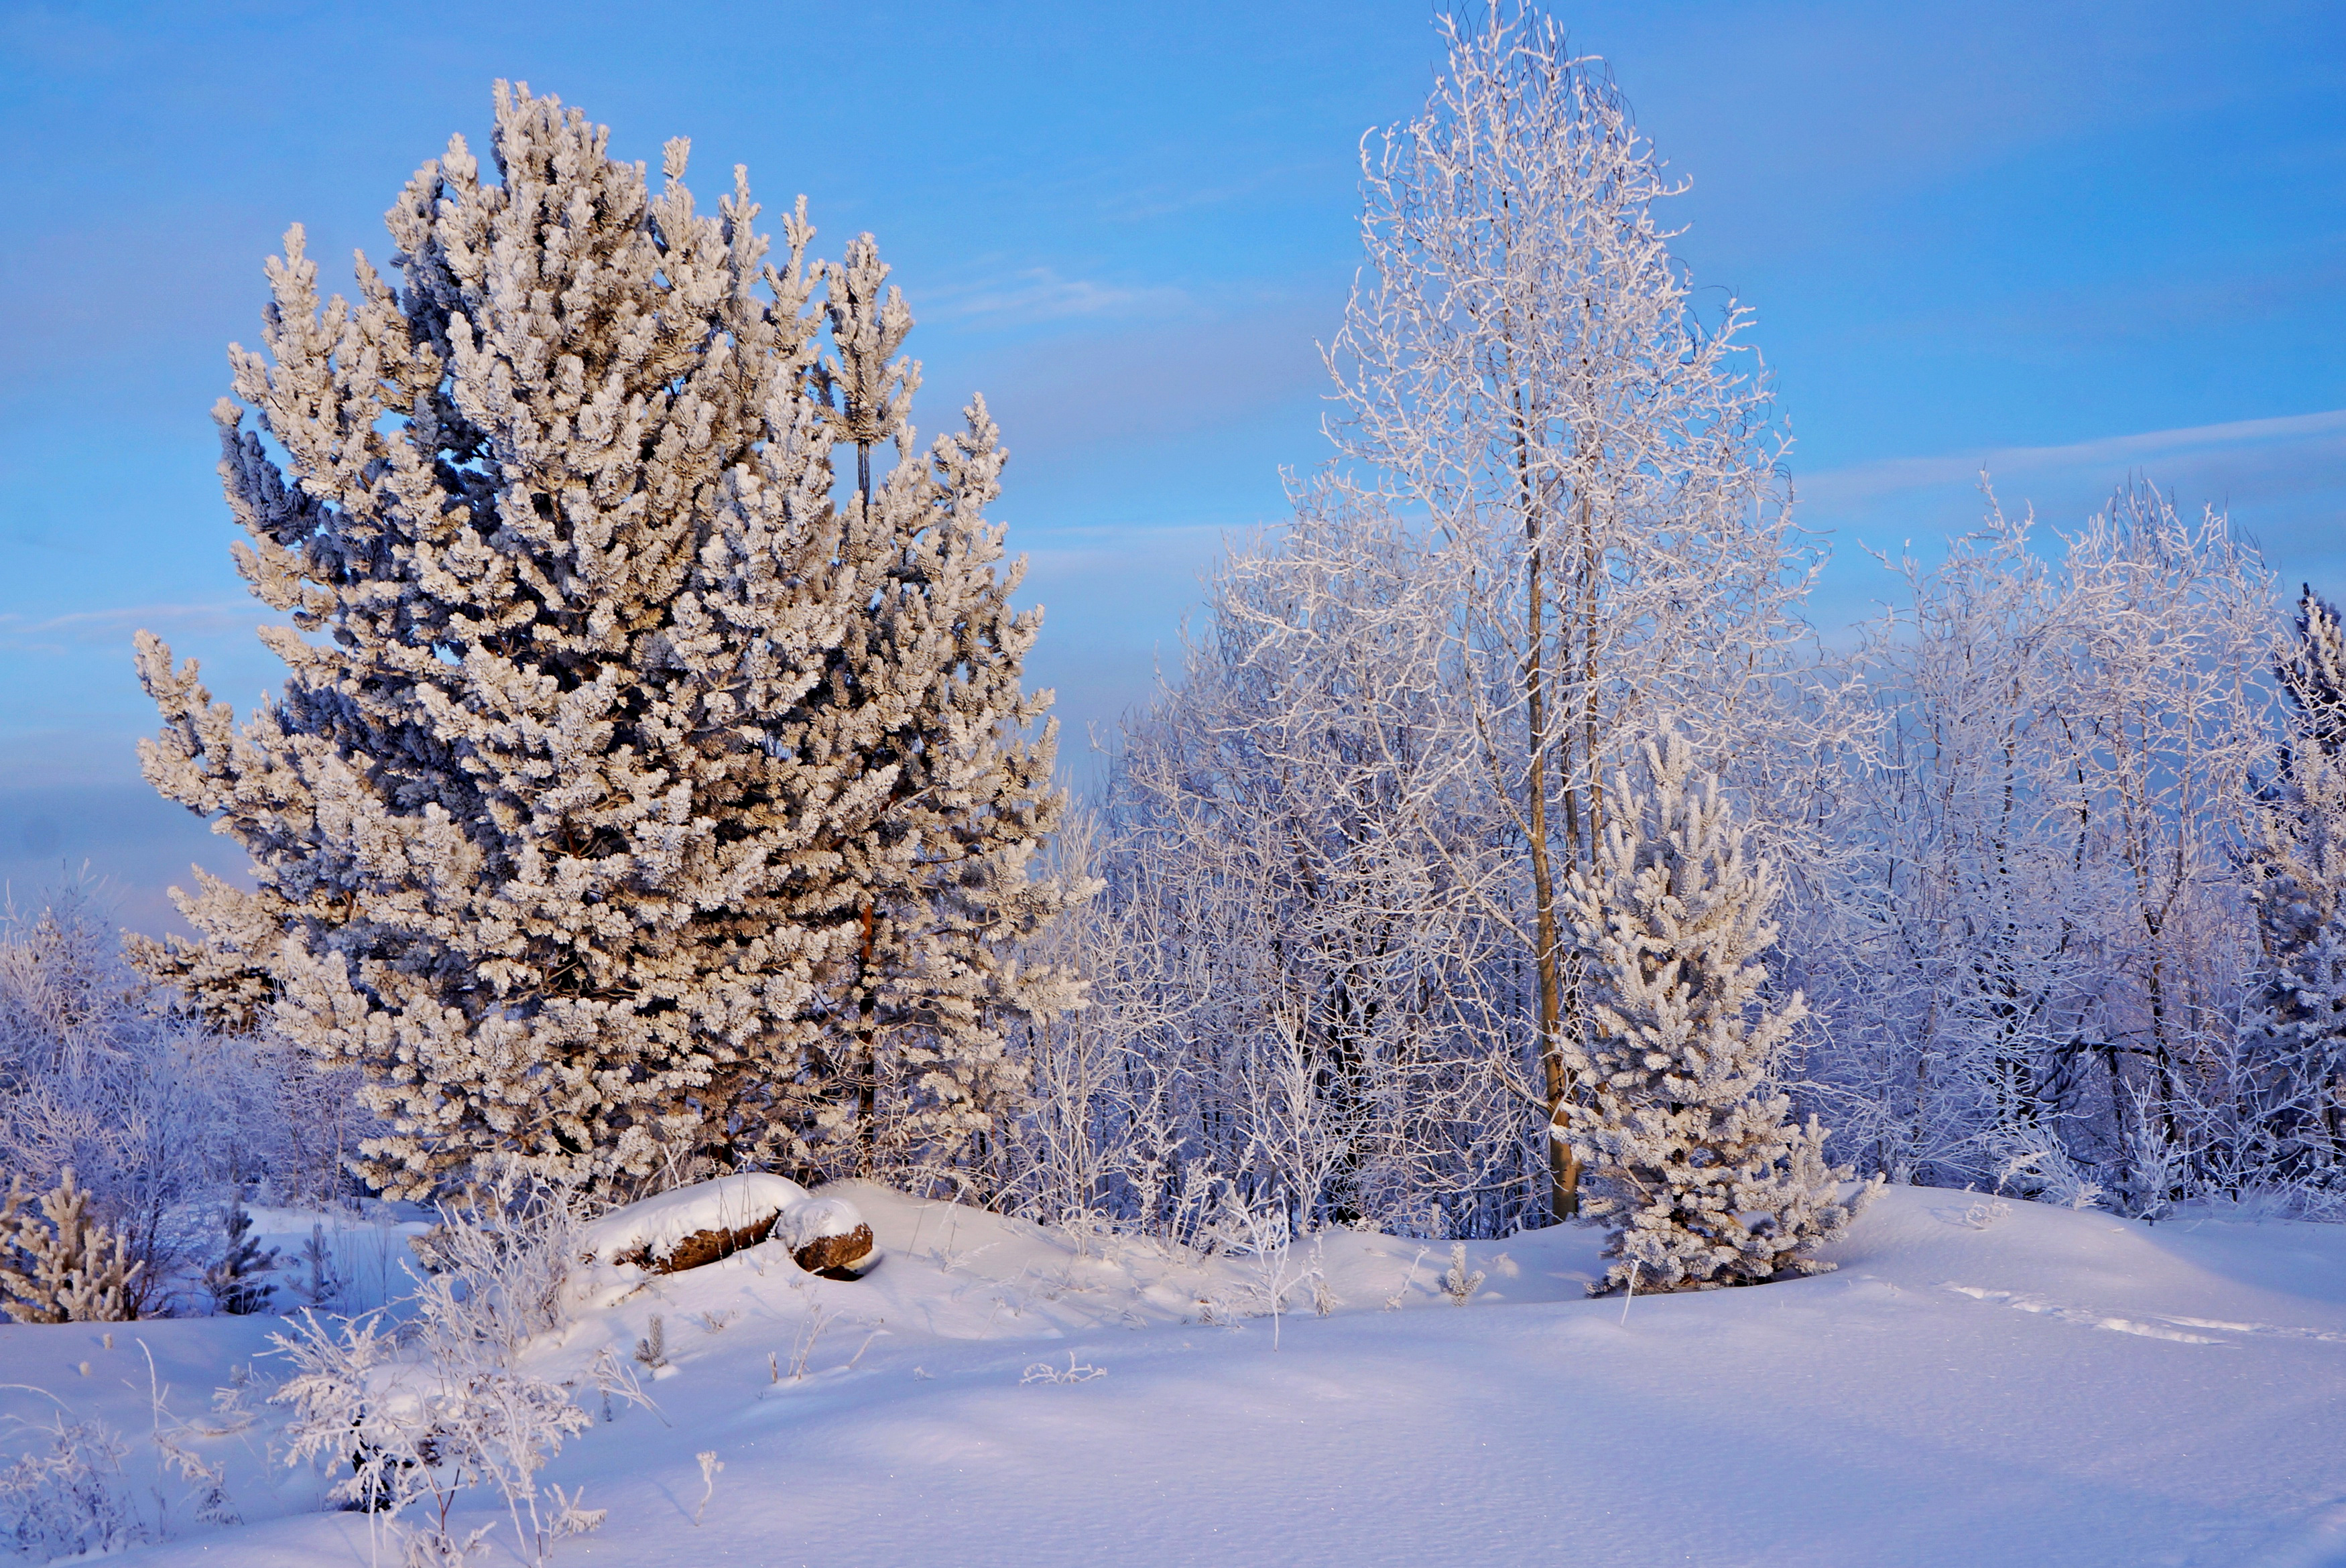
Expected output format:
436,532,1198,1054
2056,484,2274,1204
1329,3,1818,1218
1827,501,2103,1185
133,84,1065,1199
1827,483,2278,1207
1094,484,1539,1236
1561,729,1873,1291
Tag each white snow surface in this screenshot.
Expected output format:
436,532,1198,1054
574,1173,811,1267
10,1184,2346,1567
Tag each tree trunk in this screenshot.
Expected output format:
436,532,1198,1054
1518,419,1576,1222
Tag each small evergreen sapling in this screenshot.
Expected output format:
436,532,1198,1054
0,1170,141,1324
1560,730,1877,1293
1440,1242,1484,1305
204,1198,280,1315
294,1223,343,1308
633,1315,668,1371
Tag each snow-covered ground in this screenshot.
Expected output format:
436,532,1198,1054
5,1184,2345,1567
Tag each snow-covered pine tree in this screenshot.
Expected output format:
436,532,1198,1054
2243,586,2346,1182
1560,729,1875,1292
133,83,1063,1198
204,1197,280,1315
2280,584,2346,759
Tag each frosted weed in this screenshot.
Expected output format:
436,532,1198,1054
1020,1354,1106,1385
788,1301,835,1380
1442,1242,1486,1305
1383,1246,1430,1310
690,1451,722,1527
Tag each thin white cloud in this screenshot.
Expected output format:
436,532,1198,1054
922,267,1192,328
1798,408,2346,511
0,602,259,653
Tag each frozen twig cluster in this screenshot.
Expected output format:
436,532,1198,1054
1020,1354,1105,1385
0,890,361,1312
269,1169,619,1567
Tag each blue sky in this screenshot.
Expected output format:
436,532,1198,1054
3,0,2342,931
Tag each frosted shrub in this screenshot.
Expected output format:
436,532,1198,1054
1020,1354,1106,1385
271,1302,599,1564
1987,1122,2105,1212
271,1169,613,1567
409,1165,580,1354
0,1408,142,1559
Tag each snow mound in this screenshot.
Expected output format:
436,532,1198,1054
25,1183,2346,1568
576,1173,811,1268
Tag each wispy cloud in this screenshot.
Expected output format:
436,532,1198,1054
922,267,1192,328
0,602,259,654
1799,408,2346,513
976,301,1333,463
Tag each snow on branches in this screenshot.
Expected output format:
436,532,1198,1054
1326,3,1831,1220
135,83,1068,1199
1561,730,1875,1291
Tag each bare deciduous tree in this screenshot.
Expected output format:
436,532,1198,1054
1329,5,1816,1216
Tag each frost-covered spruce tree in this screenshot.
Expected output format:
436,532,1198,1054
1560,730,1873,1292
2279,584,2346,758
133,84,1063,1198
2242,586,2346,1181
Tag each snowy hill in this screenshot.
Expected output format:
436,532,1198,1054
6,1184,2345,1567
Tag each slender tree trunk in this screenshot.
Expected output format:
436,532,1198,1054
1516,414,1575,1222
853,898,879,1175
850,440,880,1175
1579,490,1602,854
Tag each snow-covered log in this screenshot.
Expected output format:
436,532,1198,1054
575,1175,872,1278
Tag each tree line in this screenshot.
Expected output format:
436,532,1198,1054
7,7,2336,1319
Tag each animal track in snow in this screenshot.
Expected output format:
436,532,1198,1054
1944,1284,2346,1346
1942,1285,2231,1344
